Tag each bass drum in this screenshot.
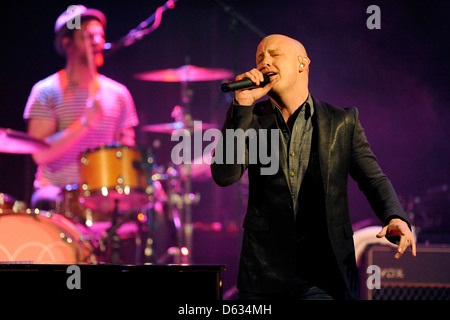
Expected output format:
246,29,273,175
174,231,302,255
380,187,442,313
0,209,96,264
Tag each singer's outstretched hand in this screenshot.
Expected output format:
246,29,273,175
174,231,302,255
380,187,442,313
376,218,417,259
234,68,278,106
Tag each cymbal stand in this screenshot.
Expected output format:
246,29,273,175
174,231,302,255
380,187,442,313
164,165,201,264
180,78,194,263
167,169,185,264
164,77,195,264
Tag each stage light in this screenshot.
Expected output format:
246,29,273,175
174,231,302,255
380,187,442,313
181,247,189,256
137,212,147,223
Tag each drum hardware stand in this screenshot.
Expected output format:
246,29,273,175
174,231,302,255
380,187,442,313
141,207,154,264
166,168,184,263
163,110,195,263
109,199,121,264
95,200,136,264
165,165,201,264
141,147,157,264
136,59,232,264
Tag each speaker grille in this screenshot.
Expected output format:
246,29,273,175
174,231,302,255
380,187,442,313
371,284,450,300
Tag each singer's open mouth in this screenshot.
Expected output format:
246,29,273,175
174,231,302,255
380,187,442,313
259,68,277,75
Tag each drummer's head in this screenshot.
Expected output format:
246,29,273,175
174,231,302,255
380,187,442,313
54,5,107,67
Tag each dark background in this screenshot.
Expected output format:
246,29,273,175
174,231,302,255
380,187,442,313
1,0,449,296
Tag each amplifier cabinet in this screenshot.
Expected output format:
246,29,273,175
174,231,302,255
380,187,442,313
361,244,450,300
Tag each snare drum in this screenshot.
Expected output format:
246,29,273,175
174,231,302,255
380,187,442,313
80,145,150,213
0,209,95,264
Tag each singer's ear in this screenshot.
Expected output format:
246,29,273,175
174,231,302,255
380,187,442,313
298,56,310,72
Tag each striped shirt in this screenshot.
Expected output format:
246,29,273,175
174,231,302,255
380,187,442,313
23,70,139,188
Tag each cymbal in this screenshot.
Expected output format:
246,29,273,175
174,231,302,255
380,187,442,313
134,64,234,82
141,121,217,134
180,153,213,181
0,128,49,154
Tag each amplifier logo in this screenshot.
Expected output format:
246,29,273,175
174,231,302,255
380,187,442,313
367,265,406,289
381,268,405,280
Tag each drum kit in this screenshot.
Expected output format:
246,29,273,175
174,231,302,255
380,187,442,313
0,64,234,266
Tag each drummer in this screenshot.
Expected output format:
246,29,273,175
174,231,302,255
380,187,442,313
23,5,139,210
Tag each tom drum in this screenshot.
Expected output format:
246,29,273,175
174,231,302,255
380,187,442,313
80,145,151,213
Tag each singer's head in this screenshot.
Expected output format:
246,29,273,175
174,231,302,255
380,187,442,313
256,34,310,98
54,5,107,68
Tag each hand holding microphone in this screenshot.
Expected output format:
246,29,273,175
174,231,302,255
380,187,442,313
221,69,278,106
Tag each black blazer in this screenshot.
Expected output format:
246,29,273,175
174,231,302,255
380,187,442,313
211,96,410,299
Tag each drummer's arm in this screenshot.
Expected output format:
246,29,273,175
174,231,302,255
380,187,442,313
116,127,136,146
28,97,103,165
27,117,91,166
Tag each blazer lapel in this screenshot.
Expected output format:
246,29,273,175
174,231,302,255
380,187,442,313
256,101,277,129
256,101,290,187
312,96,332,195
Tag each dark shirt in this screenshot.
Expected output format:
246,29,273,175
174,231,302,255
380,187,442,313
271,94,314,218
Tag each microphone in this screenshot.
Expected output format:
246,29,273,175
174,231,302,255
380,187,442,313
221,73,276,93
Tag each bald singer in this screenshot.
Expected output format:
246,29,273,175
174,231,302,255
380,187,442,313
211,34,416,300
